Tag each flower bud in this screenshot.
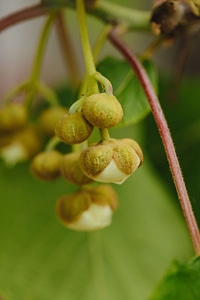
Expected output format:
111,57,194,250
82,93,123,128
79,138,143,184
0,103,27,133
56,185,117,231
90,184,118,211
55,111,93,144
120,138,144,165
61,152,93,185
31,150,63,181
0,126,42,166
38,106,68,137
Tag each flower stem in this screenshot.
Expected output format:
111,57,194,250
76,0,98,94
25,12,57,107
45,135,61,151
0,1,150,34
99,128,110,141
36,81,59,105
0,4,48,33
56,11,80,87
109,27,200,255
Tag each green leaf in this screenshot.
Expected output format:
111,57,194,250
97,57,158,127
143,77,200,225
0,137,193,300
150,257,200,300
41,0,75,9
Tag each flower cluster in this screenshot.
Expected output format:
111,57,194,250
39,88,143,231
0,1,144,234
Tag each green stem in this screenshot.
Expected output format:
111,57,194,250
3,80,29,104
94,72,113,95
36,81,59,105
25,12,57,107
76,0,98,94
45,135,61,151
56,11,80,87
92,24,112,62
94,0,150,31
0,2,150,34
99,128,110,141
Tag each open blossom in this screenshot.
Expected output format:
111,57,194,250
79,138,143,184
56,185,118,231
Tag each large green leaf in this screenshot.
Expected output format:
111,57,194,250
97,57,157,127
0,142,192,299
150,256,200,300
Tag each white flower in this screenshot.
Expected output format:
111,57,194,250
94,156,140,184
67,203,113,231
0,142,28,166
56,185,118,231
79,138,143,185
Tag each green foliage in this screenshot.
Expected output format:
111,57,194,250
150,257,200,300
143,77,200,225
0,150,192,299
97,57,157,127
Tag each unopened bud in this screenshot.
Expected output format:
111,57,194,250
31,150,63,181
0,103,27,133
61,152,93,185
82,93,123,128
55,112,93,144
79,138,143,184
38,106,68,136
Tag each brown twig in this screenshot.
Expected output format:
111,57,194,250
109,27,200,255
0,4,48,33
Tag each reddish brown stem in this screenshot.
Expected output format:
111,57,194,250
0,4,48,33
109,27,200,255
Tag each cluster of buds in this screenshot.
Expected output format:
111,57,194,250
38,88,143,231
30,149,118,231
0,103,41,166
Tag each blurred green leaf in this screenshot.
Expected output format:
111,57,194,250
97,57,158,127
143,77,200,225
41,0,74,9
150,256,200,300
0,145,192,299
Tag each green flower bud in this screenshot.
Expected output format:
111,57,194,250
30,150,63,181
55,112,93,144
38,106,68,136
82,93,123,128
56,185,117,231
61,152,93,185
0,103,27,133
120,138,144,166
79,138,143,184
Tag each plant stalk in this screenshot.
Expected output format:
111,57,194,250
76,0,98,94
0,4,48,32
109,27,200,255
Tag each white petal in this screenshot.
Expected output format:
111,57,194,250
95,159,130,184
67,203,113,231
0,142,27,166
